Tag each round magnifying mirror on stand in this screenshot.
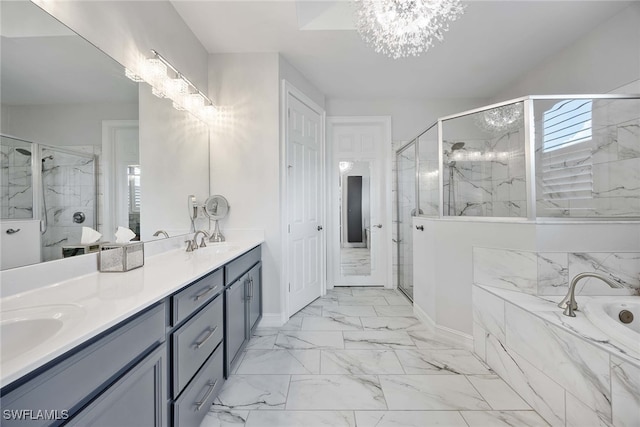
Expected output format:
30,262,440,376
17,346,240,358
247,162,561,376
204,195,229,242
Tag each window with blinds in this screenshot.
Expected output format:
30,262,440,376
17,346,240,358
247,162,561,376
128,165,141,213
541,100,594,205
543,99,592,152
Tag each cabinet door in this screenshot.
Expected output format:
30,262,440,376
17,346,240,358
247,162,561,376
67,345,166,427
225,276,247,376
247,263,262,332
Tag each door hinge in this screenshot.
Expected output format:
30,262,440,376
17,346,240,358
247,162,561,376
289,283,291,292
288,224,291,233
288,108,290,118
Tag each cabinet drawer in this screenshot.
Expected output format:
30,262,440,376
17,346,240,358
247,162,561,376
224,246,261,285
172,268,223,326
172,295,223,397
1,303,165,427
173,344,224,427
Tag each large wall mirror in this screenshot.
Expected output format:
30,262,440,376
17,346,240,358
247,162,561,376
0,2,209,270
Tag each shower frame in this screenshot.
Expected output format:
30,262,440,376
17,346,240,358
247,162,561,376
397,94,640,224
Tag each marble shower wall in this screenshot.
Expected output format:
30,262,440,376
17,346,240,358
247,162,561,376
0,141,33,219
473,247,640,296
535,98,640,218
473,285,640,427
41,146,99,262
442,129,527,218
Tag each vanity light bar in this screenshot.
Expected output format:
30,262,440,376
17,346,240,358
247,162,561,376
125,50,220,125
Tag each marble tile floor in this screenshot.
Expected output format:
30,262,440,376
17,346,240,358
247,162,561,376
201,287,549,427
340,248,371,276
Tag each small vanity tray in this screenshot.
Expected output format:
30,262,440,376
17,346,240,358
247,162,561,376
99,242,144,272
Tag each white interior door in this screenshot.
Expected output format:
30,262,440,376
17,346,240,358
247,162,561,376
285,85,325,316
327,117,391,288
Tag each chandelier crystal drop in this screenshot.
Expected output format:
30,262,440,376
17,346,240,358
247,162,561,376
354,0,465,59
476,102,524,135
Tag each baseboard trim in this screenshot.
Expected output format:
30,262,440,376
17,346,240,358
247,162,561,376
413,304,473,350
256,313,286,329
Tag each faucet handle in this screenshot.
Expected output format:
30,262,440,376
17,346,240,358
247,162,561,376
199,237,207,248
185,240,196,252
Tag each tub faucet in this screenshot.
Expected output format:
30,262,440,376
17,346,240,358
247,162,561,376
558,272,624,317
192,230,210,249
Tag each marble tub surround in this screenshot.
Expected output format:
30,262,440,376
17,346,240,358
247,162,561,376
473,284,640,427
0,236,264,387
203,287,548,427
473,246,640,296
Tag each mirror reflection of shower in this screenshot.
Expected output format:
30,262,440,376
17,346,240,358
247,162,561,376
446,142,465,215
15,148,53,234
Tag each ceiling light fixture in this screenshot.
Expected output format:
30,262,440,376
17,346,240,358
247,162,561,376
353,0,465,59
125,50,220,125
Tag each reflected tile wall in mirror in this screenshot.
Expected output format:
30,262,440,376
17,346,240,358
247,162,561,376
0,137,33,219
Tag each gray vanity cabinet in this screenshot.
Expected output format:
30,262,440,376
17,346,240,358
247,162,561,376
247,263,262,333
224,276,248,376
0,303,166,427
223,245,262,377
67,345,166,427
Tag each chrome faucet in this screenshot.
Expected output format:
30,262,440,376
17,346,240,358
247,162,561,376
558,272,624,317
153,230,169,238
192,230,210,249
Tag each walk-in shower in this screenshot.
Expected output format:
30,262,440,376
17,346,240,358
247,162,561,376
1,136,97,264
14,148,53,234
394,94,640,300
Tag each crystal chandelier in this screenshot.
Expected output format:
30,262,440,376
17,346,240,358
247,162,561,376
475,102,524,134
354,0,465,59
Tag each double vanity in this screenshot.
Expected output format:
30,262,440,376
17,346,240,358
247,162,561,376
0,240,263,427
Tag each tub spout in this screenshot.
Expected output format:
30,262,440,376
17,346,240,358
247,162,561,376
559,272,624,317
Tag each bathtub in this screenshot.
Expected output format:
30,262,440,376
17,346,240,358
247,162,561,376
583,297,640,354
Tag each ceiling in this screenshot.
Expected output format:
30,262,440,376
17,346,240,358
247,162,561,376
1,1,137,106
171,0,631,100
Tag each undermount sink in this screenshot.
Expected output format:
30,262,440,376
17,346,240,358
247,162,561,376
199,243,241,255
0,305,85,361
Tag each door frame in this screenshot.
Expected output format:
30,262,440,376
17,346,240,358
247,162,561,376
280,80,326,321
102,120,139,242
326,116,393,289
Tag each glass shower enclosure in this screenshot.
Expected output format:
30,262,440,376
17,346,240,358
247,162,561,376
1,135,97,266
395,94,639,300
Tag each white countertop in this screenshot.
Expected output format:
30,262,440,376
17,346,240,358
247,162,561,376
0,238,263,388
476,285,640,367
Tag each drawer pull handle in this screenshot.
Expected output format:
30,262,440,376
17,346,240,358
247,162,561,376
194,326,218,349
194,380,218,411
194,285,218,302
5,228,20,234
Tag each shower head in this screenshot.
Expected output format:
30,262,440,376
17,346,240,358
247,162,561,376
16,148,31,156
451,142,465,151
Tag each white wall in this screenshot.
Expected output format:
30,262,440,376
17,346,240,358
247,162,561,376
493,2,640,100
279,56,325,109
414,217,537,336
2,103,137,147
33,0,209,91
139,85,209,240
326,98,487,142
208,53,282,317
